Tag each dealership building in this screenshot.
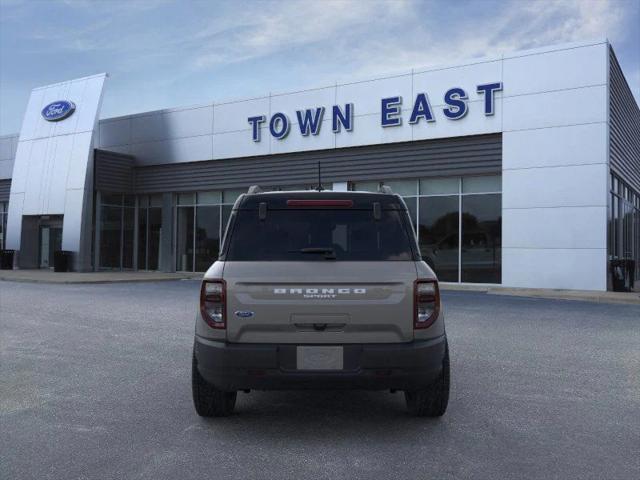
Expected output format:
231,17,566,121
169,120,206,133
0,39,638,291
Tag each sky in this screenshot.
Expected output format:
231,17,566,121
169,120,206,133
0,0,638,135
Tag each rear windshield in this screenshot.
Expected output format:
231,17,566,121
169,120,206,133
225,209,415,261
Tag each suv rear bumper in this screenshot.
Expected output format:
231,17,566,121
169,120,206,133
194,335,447,391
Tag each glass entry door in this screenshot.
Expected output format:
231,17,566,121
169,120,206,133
39,226,62,268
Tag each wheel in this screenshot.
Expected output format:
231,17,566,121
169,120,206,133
405,342,450,417
192,351,237,417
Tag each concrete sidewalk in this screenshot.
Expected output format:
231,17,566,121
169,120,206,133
441,282,640,305
0,269,202,284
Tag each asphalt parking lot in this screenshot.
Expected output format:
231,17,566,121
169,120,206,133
1,280,639,480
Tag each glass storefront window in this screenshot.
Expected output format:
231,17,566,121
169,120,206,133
137,204,162,270
419,177,459,195
102,194,123,206
178,193,195,205
382,179,417,196
176,206,194,271
403,197,417,233
461,194,502,283
149,194,163,207
122,207,135,268
98,194,135,270
0,202,6,250
351,181,380,192
147,208,162,270
99,205,122,269
195,206,221,272
418,196,459,282
198,191,222,204
137,206,147,269
222,189,245,204
462,175,502,194
222,204,233,240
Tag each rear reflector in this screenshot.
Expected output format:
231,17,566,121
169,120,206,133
286,199,353,207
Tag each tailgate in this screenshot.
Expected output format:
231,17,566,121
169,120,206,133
223,261,417,344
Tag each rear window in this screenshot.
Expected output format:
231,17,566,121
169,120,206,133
225,208,415,261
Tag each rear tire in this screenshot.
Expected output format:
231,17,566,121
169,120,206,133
405,341,450,417
192,351,237,417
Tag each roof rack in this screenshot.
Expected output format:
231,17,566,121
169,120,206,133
378,185,393,194
247,185,263,194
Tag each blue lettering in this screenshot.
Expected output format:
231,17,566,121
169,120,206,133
332,103,353,132
477,82,503,115
381,96,402,127
443,88,468,120
247,115,265,142
409,93,435,125
269,112,290,139
296,107,325,136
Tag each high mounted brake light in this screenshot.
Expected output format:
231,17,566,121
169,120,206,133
200,279,226,329
414,279,440,329
286,199,353,207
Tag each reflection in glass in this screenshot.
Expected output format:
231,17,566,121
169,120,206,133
100,205,121,269
195,206,221,272
222,205,233,241
147,208,162,270
461,194,501,283
137,207,147,269
403,197,417,234
137,207,162,270
418,196,459,282
122,207,135,269
176,207,194,271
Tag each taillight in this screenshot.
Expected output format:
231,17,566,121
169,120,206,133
414,279,440,329
200,279,226,329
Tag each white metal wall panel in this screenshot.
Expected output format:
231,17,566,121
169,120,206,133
214,97,270,134
214,128,270,159
500,42,609,291
502,248,607,291
503,206,607,249
336,74,413,117
503,85,607,131
270,117,335,155
503,44,608,96
503,123,607,170
99,117,131,147
0,135,19,180
411,100,501,142
413,60,502,106
163,106,213,139
271,86,336,117
503,163,608,209
130,135,213,166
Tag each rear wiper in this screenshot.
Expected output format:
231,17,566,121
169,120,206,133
289,247,337,259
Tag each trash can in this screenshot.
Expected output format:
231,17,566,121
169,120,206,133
610,258,635,292
0,249,14,270
53,250,73,272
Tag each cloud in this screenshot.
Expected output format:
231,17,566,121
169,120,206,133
0,0,637,134
188,0,412,70
328,0,629,79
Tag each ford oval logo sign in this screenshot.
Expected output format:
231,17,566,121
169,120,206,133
41,100,76,122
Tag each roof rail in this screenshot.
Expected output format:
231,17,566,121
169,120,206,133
247,185,263,194
378,185,393,194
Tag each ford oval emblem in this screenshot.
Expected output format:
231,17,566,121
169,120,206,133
41,100,76,122
235,311,254,318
